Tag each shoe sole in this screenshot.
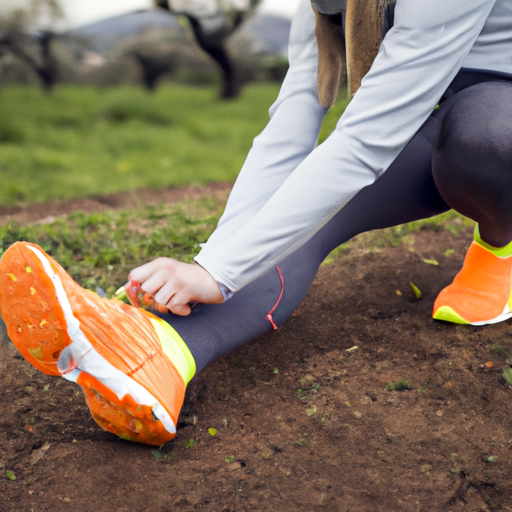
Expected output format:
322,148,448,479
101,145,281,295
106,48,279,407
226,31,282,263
0,243,179,445
433,304,512,326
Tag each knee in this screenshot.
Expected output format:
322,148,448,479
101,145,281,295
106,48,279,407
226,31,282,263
433,82,512,185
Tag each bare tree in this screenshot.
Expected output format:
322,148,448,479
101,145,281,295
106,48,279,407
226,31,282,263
0,0,63,91
130,49,178,91
154,0,260,98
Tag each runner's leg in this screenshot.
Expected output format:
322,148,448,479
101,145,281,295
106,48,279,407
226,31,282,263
167,107,450,371
431,81,512,325
432,81,512,247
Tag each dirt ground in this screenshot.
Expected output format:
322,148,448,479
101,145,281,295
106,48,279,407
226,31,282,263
1,188,512,512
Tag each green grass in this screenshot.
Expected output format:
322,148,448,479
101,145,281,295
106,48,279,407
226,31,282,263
386,379,411,392
0,197,224,295
322,209,474,266
0,84,280,204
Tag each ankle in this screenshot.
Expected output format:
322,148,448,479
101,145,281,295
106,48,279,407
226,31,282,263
148,315,196,385
474,225,512,258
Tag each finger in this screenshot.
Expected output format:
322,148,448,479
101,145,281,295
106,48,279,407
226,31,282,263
140,272,169,296
154,280,177,307
129,258,169,283
166,293,192,317
168,302,191,316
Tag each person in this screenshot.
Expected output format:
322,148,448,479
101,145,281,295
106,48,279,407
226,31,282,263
2,0,512,446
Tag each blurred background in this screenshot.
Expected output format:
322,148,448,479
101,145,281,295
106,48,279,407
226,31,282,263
0,0,352,215
0,0,299,93
0,0,311,206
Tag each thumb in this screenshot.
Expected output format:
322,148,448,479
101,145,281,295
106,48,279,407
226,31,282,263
169,302,192,317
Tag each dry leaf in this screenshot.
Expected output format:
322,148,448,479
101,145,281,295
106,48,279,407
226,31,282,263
30,442,50,465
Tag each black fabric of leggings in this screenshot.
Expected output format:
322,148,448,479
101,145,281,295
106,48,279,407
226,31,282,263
433,80,512,247
161,70,512,373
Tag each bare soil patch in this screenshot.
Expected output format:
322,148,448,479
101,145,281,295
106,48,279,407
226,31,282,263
1,187,511,512
0,183,232,226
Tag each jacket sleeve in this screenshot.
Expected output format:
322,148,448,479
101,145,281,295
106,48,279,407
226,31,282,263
206,0,328,247
196,0,497,292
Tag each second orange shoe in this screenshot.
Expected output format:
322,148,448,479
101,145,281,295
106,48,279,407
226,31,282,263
433,230,512,326
0,242,196,446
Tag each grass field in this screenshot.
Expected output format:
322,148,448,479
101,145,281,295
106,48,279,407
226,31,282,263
0,197,224,295
0,84,351,205
0,85,280,204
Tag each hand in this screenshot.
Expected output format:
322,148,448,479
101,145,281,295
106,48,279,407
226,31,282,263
129,258,224,316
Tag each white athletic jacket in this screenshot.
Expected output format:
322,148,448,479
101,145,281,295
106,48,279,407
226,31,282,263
195,0,512,293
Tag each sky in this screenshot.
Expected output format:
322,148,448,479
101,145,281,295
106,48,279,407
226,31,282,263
1,0,301,30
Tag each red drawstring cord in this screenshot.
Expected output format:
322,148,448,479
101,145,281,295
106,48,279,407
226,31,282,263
266,266,284,330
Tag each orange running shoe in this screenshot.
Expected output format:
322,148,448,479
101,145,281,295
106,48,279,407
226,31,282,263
0,242,196,446
433,228,512,326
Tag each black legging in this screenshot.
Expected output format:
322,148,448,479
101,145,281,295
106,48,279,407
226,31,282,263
161,71,512,373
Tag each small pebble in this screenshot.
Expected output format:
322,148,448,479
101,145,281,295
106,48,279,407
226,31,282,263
227,462,242,471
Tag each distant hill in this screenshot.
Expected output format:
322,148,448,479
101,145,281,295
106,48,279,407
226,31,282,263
67,9,182,53
239,12,290,57
67,9,291,57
